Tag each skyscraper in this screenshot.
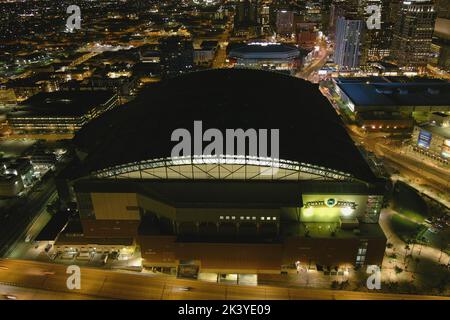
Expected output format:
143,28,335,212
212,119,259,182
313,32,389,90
334,15,364,69
435,0,450,18
276,9,295,35
392,0,437,69
359,0,394,64
234,0,259,33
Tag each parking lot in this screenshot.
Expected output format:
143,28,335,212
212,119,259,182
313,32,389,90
32,246,143,270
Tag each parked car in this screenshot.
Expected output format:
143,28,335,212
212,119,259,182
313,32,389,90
428,227,439,234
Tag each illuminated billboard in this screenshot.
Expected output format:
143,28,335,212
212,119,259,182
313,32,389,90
417,129,431,148
301,194,367,222
442,140,450,158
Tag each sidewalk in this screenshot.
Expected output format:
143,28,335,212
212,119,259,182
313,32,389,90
380,209,449,266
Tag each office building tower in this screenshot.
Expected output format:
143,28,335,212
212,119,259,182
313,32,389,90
392,0,437,69
334,15,364,69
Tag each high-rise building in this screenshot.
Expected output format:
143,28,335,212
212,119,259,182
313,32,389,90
234,0,259,33
159,36,194,79
276,9,295,35
259,3,272,34
435,0,450,18
320,0,334,30
334,15,364,69
329,0,358,40
391,0,437,69
296,22,318,49
359,0,394,64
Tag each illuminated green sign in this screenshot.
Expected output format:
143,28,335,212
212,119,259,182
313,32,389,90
305,198,357,209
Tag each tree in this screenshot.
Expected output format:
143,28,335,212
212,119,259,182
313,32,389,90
395,266,403,274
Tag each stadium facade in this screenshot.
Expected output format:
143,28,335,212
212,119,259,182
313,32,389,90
58,69,387,277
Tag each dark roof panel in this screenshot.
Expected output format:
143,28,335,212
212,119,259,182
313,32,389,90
73,69,376,182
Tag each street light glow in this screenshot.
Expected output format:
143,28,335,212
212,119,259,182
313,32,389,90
341,207,353,217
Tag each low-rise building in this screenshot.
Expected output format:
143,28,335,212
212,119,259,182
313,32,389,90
411,123,450,164
0,174,24,197
193,41,219,67
429,112,450,127
333,76,450,131
1,158,35,186
7,91,118,138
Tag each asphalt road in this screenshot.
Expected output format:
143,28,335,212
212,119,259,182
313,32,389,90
0,259,448,300
346,129,450,197
296,41,330,81
0,283,100,300
378,145,450,191
0,174,56,256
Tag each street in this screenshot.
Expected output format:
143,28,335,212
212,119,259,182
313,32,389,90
0,174,57,256
0,259,448,300
296,39,330,82
345,127,450,206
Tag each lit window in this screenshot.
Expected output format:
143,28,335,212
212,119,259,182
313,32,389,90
267,217,271,220
252,217,256,220
225,216,230,220
246,216,250,220
231,216,236,220
220,216,224,220
273,217,277,220
240,216,244,220
261,217,265,220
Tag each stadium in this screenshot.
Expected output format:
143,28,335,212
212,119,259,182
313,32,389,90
57,69,387,278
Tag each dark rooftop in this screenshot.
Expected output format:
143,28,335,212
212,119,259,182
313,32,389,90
73,69,377,183
200,40,219,49
10,91,115,117
335,77,450,108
